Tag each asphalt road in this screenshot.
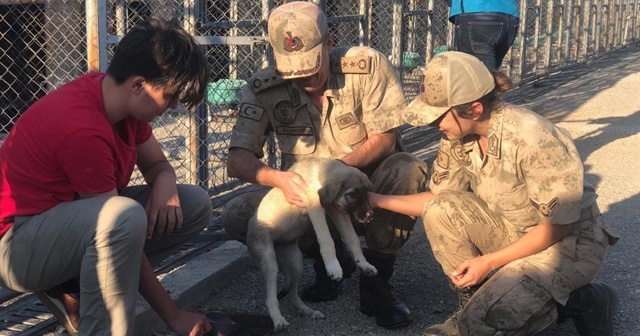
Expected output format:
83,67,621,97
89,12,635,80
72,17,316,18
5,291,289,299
154,45,640,336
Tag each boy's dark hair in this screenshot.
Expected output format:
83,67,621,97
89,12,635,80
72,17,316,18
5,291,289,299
106,17,209,109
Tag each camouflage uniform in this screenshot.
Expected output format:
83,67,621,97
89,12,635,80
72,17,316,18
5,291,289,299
423,104,618,335
222,45,429,254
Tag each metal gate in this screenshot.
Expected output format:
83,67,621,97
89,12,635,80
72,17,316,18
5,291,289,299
1,0,640,218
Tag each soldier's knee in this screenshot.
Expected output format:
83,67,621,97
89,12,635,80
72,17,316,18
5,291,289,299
220,189,268,243
220,200,250,243
397,154,429,187
386,152,421,165
396,152,428,170
372,153,429,193
422,190,463,227
364,220,413,253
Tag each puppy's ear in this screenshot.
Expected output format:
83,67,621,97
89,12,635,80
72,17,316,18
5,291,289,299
318,181,344,208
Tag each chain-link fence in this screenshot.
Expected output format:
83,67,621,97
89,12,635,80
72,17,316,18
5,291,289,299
2,0,640,221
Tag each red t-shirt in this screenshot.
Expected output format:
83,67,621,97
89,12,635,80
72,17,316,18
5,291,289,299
0,73,152,236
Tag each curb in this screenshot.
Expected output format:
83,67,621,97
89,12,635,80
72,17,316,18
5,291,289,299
133,240,250,335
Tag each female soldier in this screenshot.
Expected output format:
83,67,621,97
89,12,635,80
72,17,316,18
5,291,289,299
369,51,618,335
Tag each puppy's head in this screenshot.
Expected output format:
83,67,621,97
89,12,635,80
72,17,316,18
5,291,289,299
318,163,374,223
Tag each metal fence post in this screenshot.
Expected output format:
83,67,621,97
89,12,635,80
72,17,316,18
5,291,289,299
580,0,590,62
603,0,611,53
86,0,100,72
391,0,406,75
594,1,601,55
183,0,209,188
634,0,639,40
517,0,529,83
360,0,369,45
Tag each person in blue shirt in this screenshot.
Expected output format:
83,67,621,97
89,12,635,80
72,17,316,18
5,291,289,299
447,0,520,70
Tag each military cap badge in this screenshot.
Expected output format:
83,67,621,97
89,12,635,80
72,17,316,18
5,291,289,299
283,32,304,52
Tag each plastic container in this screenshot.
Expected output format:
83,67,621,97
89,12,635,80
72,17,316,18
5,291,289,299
434,45,448,55
207,79,247,106
402,51,420,69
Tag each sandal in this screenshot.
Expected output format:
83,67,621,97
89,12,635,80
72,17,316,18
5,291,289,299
36,286,80,336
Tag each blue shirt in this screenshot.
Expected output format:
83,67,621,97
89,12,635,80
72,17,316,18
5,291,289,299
450,0,519,18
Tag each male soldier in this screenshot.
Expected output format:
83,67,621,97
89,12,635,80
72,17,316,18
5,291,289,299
221,1,428,329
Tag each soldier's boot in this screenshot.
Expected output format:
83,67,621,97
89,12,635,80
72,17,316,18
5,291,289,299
422,281,483,336
359,249,412,329
557,283,618,336
301,240,356,302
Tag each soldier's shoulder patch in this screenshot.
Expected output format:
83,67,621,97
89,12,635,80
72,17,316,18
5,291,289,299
250,68,287,93
238,102,265,122
530,197,559,218
436,150,450,169
487,133,501,158
450,140,471,166
331,56,371,74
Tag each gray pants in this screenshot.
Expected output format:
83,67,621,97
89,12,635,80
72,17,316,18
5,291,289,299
222,152,429,254
0,184,212,336
423,190,611,335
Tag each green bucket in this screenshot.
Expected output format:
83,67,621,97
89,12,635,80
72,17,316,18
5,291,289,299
207,79,247,106
434,45,449,55
402,51,420,69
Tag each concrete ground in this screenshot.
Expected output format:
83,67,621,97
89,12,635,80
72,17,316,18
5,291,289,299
73,43,640,336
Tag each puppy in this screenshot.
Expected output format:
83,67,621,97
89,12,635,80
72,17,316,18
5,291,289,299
246,158,378,331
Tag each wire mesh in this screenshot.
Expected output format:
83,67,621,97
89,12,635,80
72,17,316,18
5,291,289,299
2,0,640,222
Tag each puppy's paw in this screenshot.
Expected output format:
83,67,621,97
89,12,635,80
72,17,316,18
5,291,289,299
273,316,290,331
324,259,343,281
357,260,378,276
309,310,325,319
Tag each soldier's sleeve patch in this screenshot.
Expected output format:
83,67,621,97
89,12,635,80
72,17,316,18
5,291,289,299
436,150,450,169
432,171,449,185
335,113,358,130
530,197,559,218
239,103,265,122
331,56,371,74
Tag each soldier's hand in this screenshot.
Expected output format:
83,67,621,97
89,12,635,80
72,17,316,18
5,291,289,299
278,171,308,208
450,255,493,289
367,191,381,209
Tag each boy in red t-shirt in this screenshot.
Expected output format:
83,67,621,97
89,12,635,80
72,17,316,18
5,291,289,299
0,17,213,336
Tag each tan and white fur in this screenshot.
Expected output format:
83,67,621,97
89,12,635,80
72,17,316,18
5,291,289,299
246,158,377,330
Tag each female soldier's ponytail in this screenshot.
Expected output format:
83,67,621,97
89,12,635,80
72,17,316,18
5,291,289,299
492,70,514,92
453,71,514,120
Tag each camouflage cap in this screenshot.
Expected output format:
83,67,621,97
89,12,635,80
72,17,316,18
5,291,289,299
267,1,328,79
404,51,495,126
